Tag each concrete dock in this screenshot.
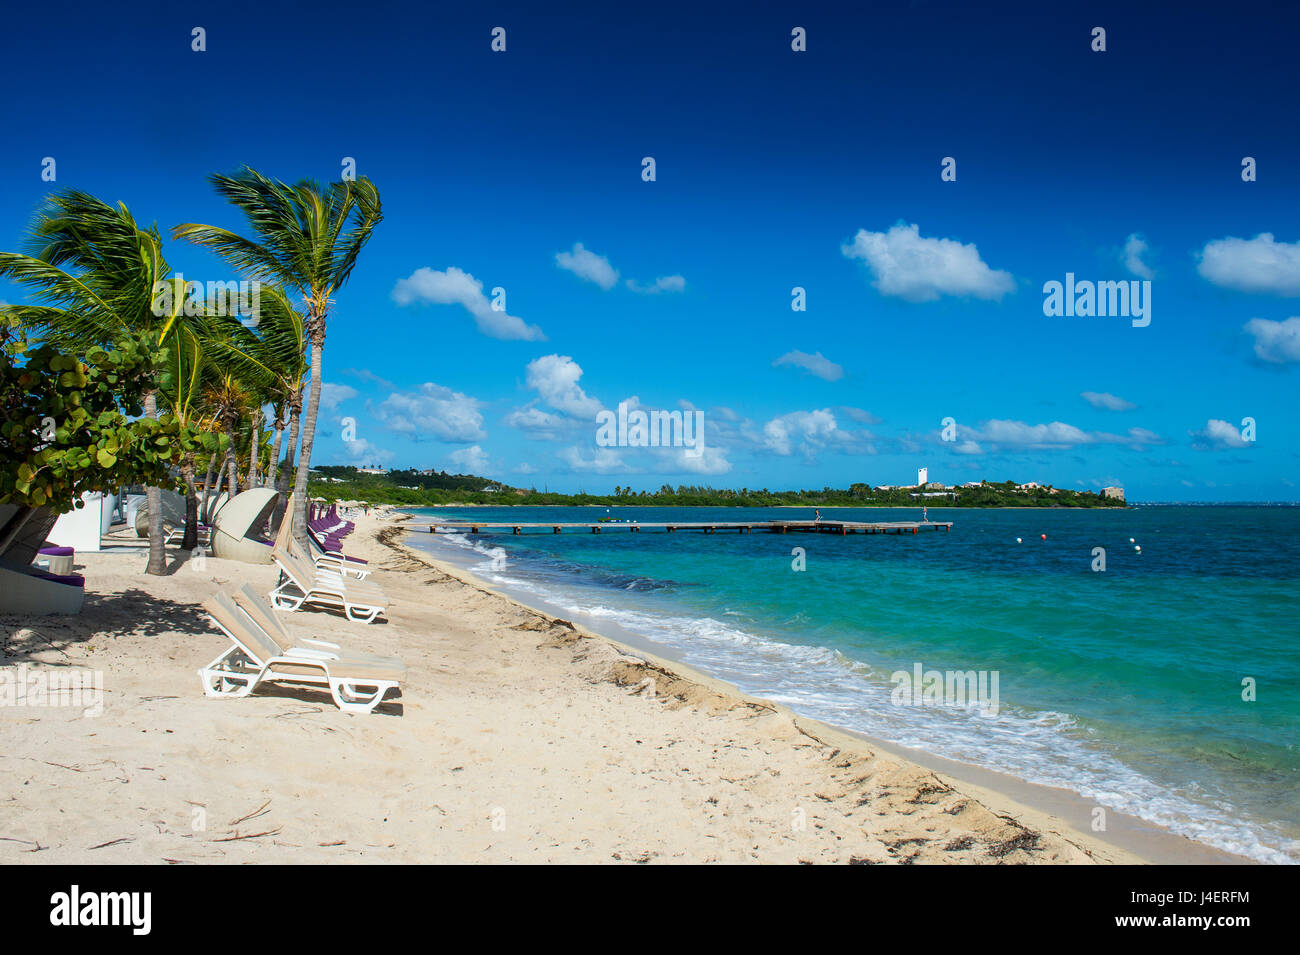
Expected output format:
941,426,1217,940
427,520,953,536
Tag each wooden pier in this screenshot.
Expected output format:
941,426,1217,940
427,520,952,536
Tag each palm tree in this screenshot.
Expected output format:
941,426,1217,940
0,192,190,575
199,285,307,528
157,322,219,551
174,167,382,545
202,367,255,500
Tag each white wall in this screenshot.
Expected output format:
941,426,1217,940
48,493,105,552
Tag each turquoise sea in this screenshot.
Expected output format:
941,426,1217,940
404,505,1299,863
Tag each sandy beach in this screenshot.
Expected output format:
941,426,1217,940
0,513,1242,865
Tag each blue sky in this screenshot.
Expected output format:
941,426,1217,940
2,0,1299,500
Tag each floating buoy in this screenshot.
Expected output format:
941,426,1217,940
1134,545,1141,553
1129,538,1135,544
1016,537,1022,543
1040,534,1047,540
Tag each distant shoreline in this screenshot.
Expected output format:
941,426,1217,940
397,502,1132,510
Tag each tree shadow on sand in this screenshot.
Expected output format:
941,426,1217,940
0,589,214,663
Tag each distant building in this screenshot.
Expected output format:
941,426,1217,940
918,467,928,487
1016,482,1042,491
356,467,388,475
1103,486,1125,500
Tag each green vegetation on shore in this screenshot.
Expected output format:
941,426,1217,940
308,466,1125,508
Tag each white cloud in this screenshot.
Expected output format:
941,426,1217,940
838,405,880,425
339,436,393,464
1190,419,1250,450
448,445,492,474
557,243,686,295
341,367,396,390
966,419,1162,450
558,445,632,474
1197,234,1300,295
555,242,619,290
1122,233,1154,279
524,354,603,418
392,266,545,341
1243,316,1300,363
773,350,844,382
1081,390,1136,411
375,382,485,442
319,383,357,411
674,445,731,475
841,222,1015,302
762,409,861,457
627,275,686,294
504,405,574,440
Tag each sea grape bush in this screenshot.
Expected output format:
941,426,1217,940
0,330,222,512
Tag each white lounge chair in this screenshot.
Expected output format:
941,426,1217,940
270,548,388,623
199,590,403,713
231,583,395,665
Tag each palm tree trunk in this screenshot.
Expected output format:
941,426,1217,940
143,392,167,576
246,408,261,490
292,336,324,547
225,428,238,499
273,398,301,532
181,457,199,551
200,451,217,519
266,412,284,489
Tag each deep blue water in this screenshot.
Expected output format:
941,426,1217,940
404,505,1299,862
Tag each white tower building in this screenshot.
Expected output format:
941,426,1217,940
917,467,928,487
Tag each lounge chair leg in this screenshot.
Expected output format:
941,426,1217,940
269,588,305,612
345,604,381,623
330,679,395,713
197,666,257,698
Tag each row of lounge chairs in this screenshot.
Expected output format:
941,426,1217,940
199,496,402,714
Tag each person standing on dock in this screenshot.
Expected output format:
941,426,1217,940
922,505,928,523
814,509,821,522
